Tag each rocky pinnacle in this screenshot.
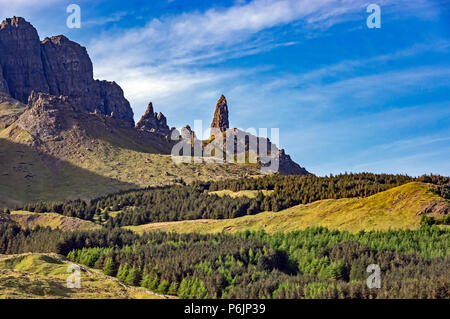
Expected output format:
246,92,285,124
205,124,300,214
210,95,229,133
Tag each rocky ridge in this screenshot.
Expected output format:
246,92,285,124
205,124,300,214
135,102,171,137
0,17,309,178
0,17,134,126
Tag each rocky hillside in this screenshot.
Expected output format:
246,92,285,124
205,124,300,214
0,17,309,208
0,92,260,207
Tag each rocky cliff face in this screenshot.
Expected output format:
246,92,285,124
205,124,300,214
135,102,171,137
0,17,134,126
0,17,49,101
210,94,229,133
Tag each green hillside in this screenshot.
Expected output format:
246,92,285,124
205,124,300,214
0,253,166,299
129,182,449,234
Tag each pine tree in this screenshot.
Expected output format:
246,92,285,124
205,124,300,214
103,258,116,276
117,263,130,282
125,267,142,286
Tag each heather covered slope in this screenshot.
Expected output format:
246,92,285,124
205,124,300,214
129,182,449,234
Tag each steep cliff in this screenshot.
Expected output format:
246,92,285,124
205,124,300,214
0,17,134,126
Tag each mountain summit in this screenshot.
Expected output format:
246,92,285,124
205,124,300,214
0,17,134,126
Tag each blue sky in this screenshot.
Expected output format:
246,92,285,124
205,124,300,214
1,0,449,176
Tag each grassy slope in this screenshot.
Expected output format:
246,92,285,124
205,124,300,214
0,254,166,299
129,182,449,234
0,124,260,207
6,211,100,231
0,134,139,207
73,139,261,188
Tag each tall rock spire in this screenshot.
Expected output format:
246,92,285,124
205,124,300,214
210,94,229,133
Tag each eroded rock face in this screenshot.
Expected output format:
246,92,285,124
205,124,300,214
16,91,78,142
0,64,9,93
0,17,134,126
135,102,171,136
211,94,229,133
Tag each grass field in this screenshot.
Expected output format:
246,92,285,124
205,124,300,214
0,254,167,299
128,182,449,234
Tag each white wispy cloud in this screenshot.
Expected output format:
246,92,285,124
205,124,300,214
87,0,384,121
90,0,370,68
86,0,446,120
83,11,128,27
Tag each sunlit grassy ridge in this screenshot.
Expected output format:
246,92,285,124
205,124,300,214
129,182,449,234
7,211,100,231
0,254,165,299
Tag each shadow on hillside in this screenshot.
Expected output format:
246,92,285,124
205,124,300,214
0,138,141,208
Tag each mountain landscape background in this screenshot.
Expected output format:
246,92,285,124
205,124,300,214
0,17,307,208
0,5,448,301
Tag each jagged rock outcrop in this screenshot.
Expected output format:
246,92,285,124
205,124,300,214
135,102,170,136
181,125,196,140
0,17,134,126
205,95,309,175
16,91,76,142
277,149,309,175
211,94,229,133
14,92,171,155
